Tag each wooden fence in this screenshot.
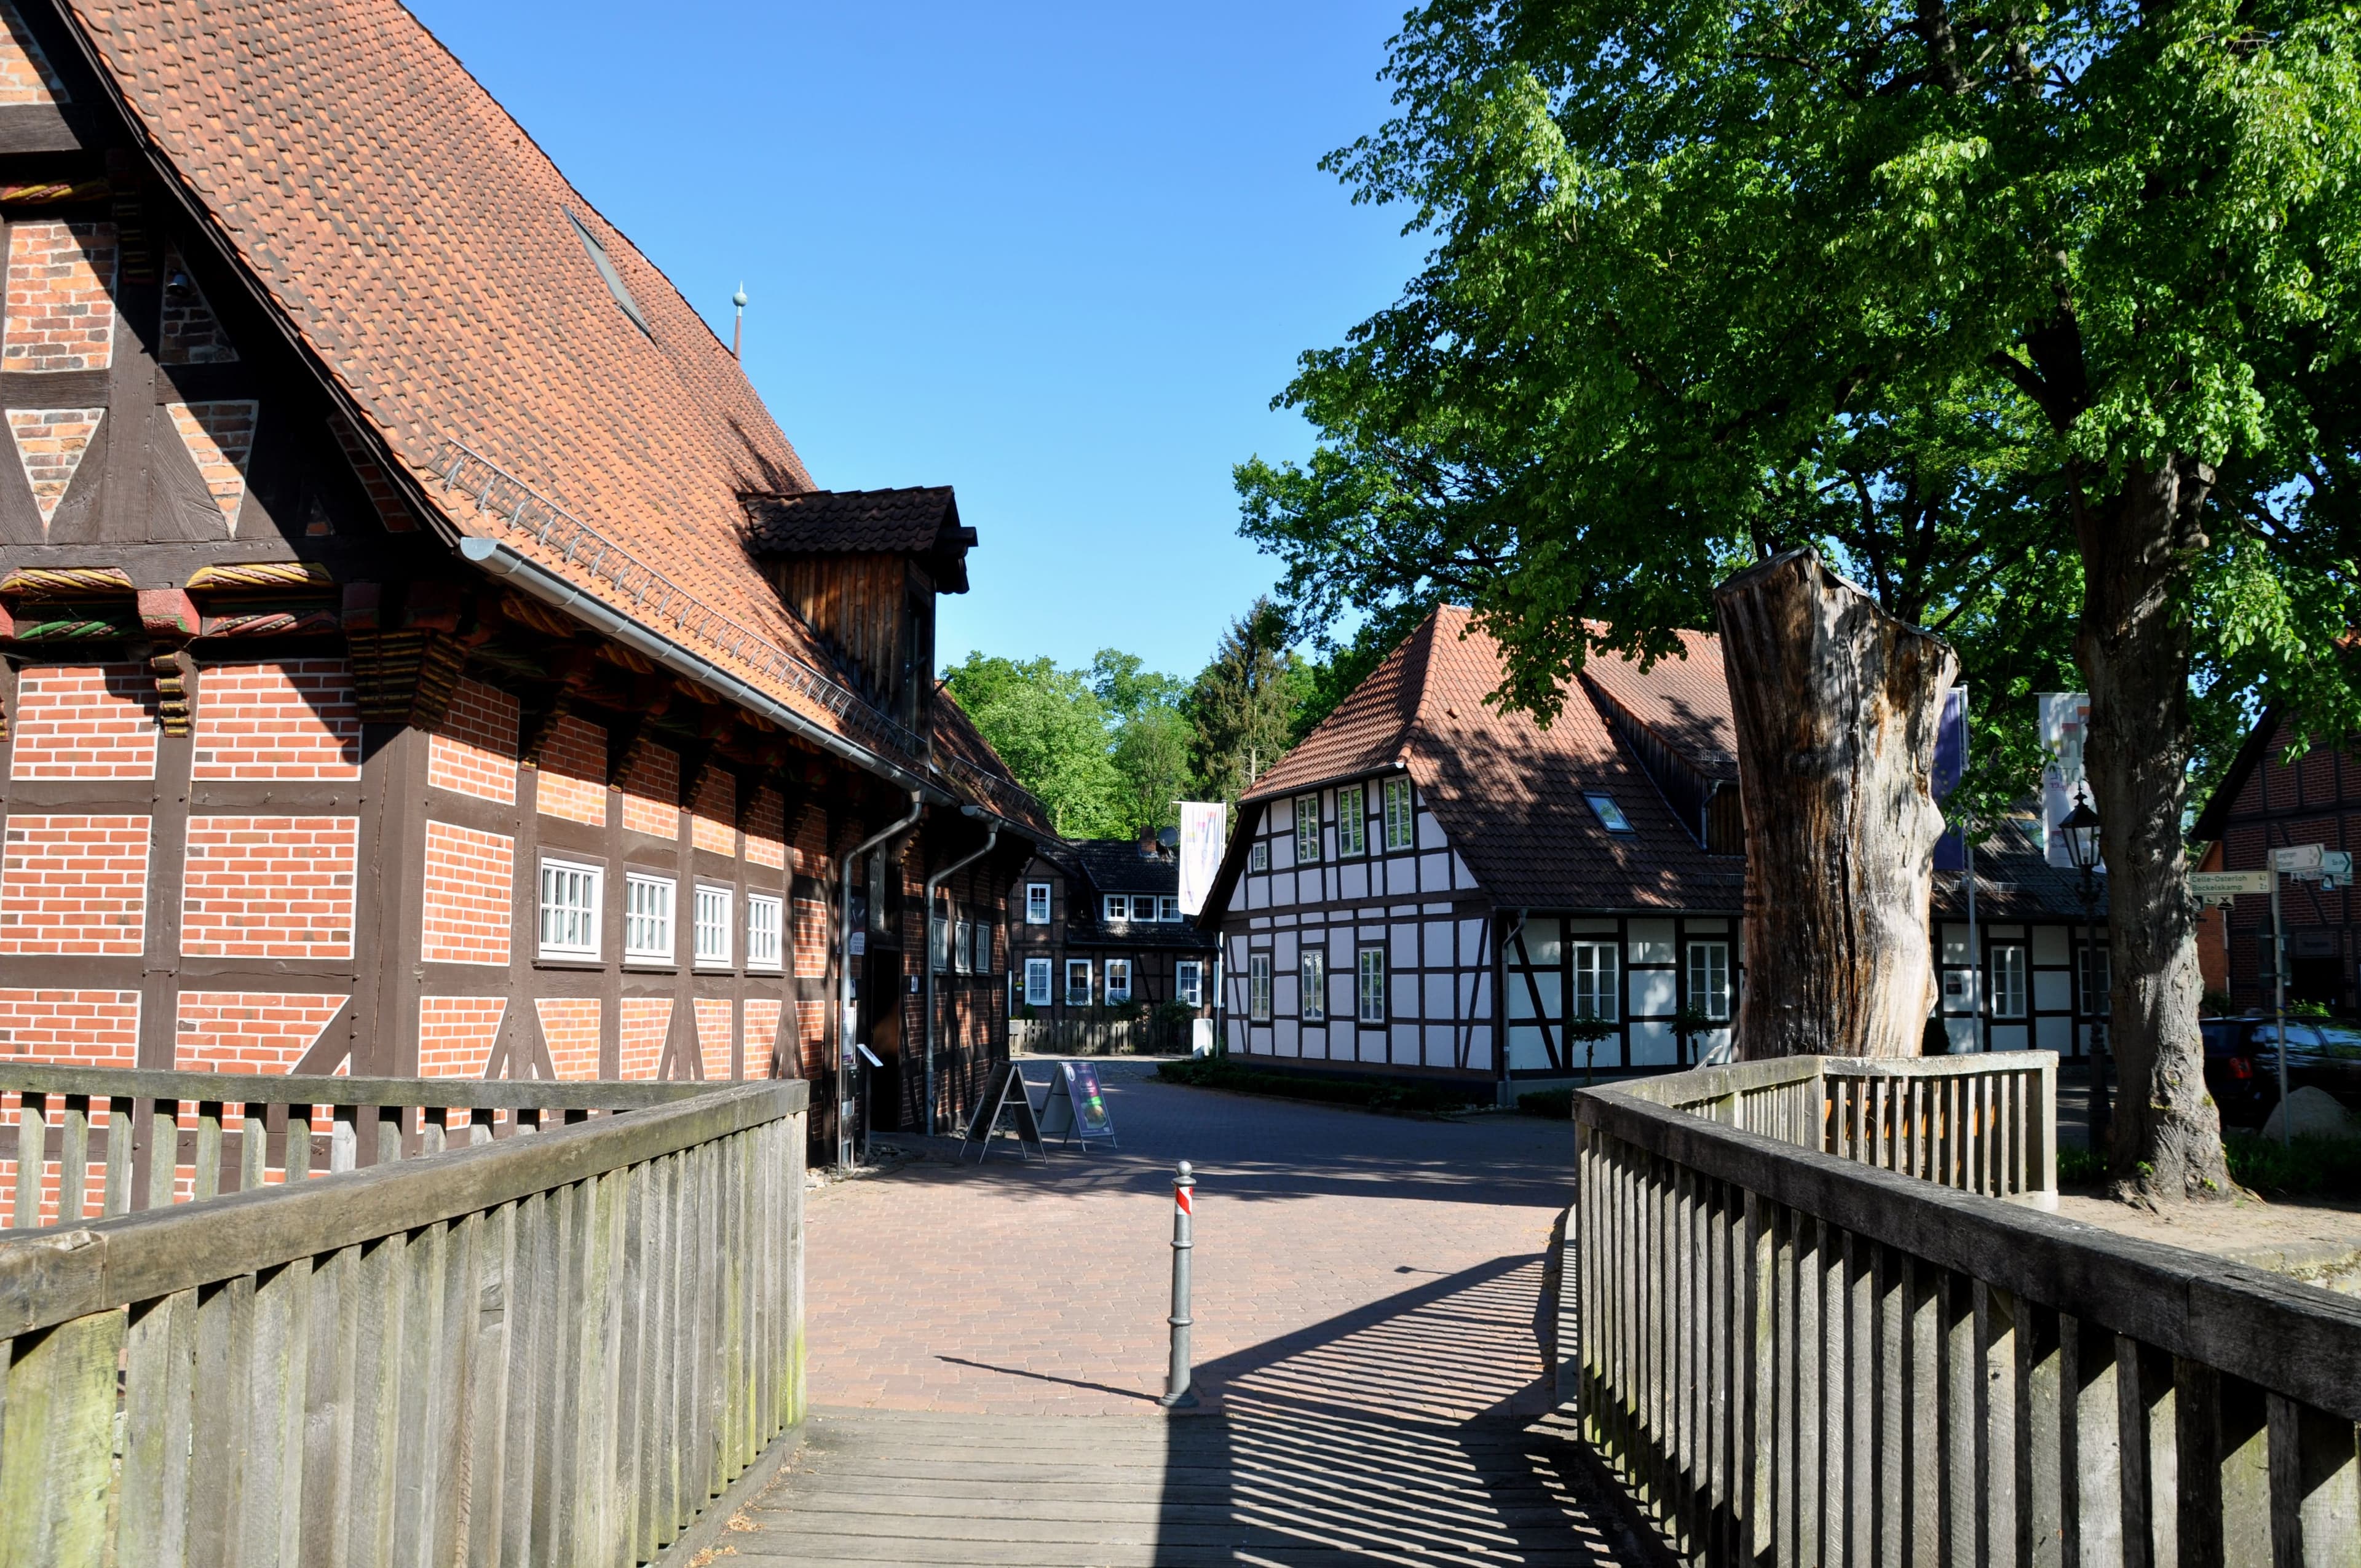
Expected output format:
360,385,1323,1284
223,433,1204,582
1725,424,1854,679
1010,1013,1188,1056
0,1065,726,1230
1572,1054,2360,1565
0,1075,807,1566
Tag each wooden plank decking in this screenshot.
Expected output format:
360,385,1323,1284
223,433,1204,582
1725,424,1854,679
726,1404,1651,1566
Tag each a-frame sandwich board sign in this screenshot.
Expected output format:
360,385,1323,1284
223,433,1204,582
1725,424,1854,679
959,1060,1046,1163
1035,1059,1117,1151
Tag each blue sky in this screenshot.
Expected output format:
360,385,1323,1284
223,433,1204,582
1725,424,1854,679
406,1,1424,683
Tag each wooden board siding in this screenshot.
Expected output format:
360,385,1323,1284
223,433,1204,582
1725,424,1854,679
766,553,929,727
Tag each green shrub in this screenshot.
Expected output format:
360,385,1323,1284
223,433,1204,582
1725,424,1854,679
2224,1131,2361,1198
1517,1088,1575,1119
1154,1056,1466,1115
2057,1145,2109,1186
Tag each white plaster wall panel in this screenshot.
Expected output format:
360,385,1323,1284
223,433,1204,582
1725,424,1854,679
2032,924,2070,964
1698,1027,1733,1058
1276,930,1298,966
1461,919,1487,966
1940,922,1971,962
1631,969,1677,1015
1276,974,1298,1016
1507,1025,1551,1071
1629,919,1676,964
1271,797,1293,833
1392,973,1418,1020
1989,923,2027,940
1425,972,1455,1021
1246,876,1267,909
1629,1020,1680,1066
1686,916,1729,933
1303,1024,1330,1059
1342,864,1367,901
1391,923,1418,970
1295,870,1320,905
1425,1025,1456,1069
1452,852,1478,888
1330,973,1353,1019
2036,1015,2073,1053
1329,929,1353,968
1392,1023,1418,1064
1988,1024,2030,1051
1277,1019,1299,1056
1946,1018,1980,1052
1468,1023,1493,1072
1508,970,1562,1020
1418,852,1449,890
1419,810,1446,850
1568,918,1617,936
1471,973,1491,1020
2033,970,2071,1012
1423,921,1453,968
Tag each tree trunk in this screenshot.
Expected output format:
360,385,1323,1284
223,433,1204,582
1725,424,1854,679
1715,550,1958,1059
2075,457,2232,1200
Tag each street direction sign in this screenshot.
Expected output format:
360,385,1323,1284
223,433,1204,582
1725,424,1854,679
2189,870,2273,904
2271,844,2324,873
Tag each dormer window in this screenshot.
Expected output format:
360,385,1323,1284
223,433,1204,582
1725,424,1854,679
1586,793,1635,834
1104,895,1128,924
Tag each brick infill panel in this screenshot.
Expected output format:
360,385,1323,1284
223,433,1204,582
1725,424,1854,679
620,741,679,839
419,996,505,1077
192,660,362,780
427,676,520,804
535,713,607,827
536,997,601,1079
421,821,513,966
0,815,150,955
174,991,347,1074
180,815,357,959
4,221,118,373
7,663,158,780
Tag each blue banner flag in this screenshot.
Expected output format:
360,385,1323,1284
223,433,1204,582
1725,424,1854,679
1934,686,1969,872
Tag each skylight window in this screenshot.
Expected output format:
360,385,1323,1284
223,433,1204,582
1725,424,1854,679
565,208,652,338
1586,793,1636,834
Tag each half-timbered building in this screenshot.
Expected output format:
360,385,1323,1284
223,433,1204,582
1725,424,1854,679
0,0,1049,1157
1009,831,1217,1021
1199,606,2113,1098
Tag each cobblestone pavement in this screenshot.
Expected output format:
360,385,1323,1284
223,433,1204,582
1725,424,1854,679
804,1061,1578,1419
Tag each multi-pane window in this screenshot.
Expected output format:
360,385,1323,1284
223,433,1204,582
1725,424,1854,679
1300,948,1326,1021
1104,895,1129,923
1249,954,1273,1021
2077,944,2111,1016
623,873,674,962
1250,841,1269,872
1571,942,1621,1022
1024,957,1053,1006
931,916,952,973
1687,941,1731,1021
538,859,602,960
1176,960,1203,1008
693,884,732,967
1357,949,1387,1024
1295,796,1321,864
1066,959,1093,1006
1026,882,1051,924
1106,959,1133,1003
1160,896,1181,922
955,919,973,974
973,922,992,973
1337,783,1366,855
746,893,783,971
1129,894,1155,922
1990,945,2029,1018
1383,777,1414,850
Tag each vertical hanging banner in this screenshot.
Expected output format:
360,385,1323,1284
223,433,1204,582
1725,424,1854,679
1177,801,1226,916
1933,684,1969,872
2037,692,2094,869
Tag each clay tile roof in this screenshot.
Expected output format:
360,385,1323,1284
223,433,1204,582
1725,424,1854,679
745,486,975,592
1579,629,1737,781
1236,607,1741,911
51,0,1021,799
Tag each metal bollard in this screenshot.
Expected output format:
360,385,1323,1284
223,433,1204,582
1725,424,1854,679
1159,1160,1198,1409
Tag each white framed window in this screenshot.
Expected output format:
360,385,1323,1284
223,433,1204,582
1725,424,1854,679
1251,841,1269,872
1687,941,1731,1021
1990,945,2029,1018
623,873,674,963
537,858,603,960
1132,894,1160,921
1177,960,1203,1008
1026,882,1052,924
931,915,952,973
746,893,783,971
1357,948,1386,1024
1066,959,1093,1007
975,922,992,973
1572,941,1621,1023
1160,895,1181,922
1106,959,1132,1002
1300,948,1326,1022
1295,795,1321,864
1383,777,1414,850
2077,943,2111,1017
1337,783,1366,855
1249,953,1272,1021
694,884,732,967
955,919,973,974
1024,957,1053,1006
1586,793,1635,834
1104,894,1129,923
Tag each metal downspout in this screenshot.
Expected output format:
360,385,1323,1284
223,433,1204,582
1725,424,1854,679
839,791,924,1168
922,810,999,1136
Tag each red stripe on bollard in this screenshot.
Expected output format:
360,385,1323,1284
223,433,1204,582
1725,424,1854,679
1176,1186,1193,1216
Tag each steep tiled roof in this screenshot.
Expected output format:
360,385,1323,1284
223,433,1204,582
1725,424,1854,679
1070,839,1179,895
1237,608,1742,910
746,486,975,592
1580,629,1736,782
52,0,1027,810
1934,815,2109,924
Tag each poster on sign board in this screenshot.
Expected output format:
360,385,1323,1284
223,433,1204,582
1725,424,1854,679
1933,685,1969,872
1036,1059,1118,1150
2036,692,2094,870
1177,801,1225,915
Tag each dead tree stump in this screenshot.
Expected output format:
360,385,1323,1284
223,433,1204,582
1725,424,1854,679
1714,550,1958,1059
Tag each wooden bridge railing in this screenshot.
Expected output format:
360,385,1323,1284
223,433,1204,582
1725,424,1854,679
0,1066,724,1230
1572,1055,2360,1566
0,1075,807,1566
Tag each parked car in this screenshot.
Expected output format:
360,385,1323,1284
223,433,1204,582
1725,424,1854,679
2200,1017,2274,1126
2246,1020,2361,1117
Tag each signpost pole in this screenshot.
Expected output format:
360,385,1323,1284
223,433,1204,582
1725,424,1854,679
2270,866,2293,1148
1160,1161,1199,1409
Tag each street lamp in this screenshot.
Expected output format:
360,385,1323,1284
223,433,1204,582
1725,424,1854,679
2058,795,2110,1147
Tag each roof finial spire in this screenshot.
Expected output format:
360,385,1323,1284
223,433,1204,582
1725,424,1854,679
732,282,748,359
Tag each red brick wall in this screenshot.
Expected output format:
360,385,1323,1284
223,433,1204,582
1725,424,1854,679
420,821,513,965
0,989,138,1064
4,221,118,372
745,997,782,1077
0,814,150,954
620,997,668,1080
0,8,67,105
620,742,679,838
192,660,362,780
537,997,601,1079
793,897,829,979
173,991,347,1073
745,785,787,870
9,664,157,780
427,677,519,804
180,815,358,959
791,809,829,878
419,996,505,1077
536,713,607,826
796,999,829,1078
691,768,735,856
695,996,733,1080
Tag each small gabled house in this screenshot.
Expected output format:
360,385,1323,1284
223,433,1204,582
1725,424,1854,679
1009,830,1218,1032
1197,606,2115,1098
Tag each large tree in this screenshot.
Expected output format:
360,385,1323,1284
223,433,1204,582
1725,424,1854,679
1187,599,1306,804
1240,0,2361,1198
